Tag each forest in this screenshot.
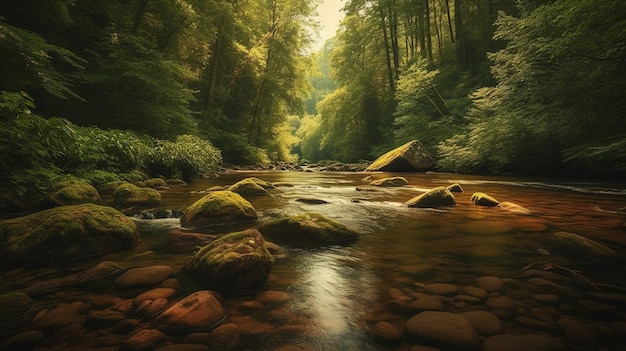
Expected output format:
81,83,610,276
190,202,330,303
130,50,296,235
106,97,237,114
1,0,625,201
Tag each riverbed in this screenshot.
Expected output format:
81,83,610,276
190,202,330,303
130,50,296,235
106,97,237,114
1,170,625,350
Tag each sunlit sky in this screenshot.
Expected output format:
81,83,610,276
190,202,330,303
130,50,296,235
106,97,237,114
312,0,345,50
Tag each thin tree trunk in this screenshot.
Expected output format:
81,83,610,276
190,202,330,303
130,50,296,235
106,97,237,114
131,0,150,34
445,0,454,43
424,0,433,63
379,5,395,92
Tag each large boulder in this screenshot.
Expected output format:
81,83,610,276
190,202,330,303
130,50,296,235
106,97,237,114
550,231,618,262
258,212,359,246
180,191,257,227
155,290,226,333
471,192,500,207
405,187,456,208
0,204,139,266
113,182,161,208
0,292,34,326
43,180,101,207
366,140,433,172
183,229,273,294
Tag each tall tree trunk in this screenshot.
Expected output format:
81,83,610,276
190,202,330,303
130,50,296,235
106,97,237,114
454,0,465,66
131,0,150,34
379,5,395,92
390,1,400,80
445,0,454,43
417,2,426,57
424,0,433,63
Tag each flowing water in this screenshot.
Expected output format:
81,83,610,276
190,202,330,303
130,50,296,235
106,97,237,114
1,170,626,350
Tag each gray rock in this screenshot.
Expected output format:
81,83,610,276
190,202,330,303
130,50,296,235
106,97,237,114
366,140,433,172
459,311,502,336
155,290,226,333
475,276,504,292
115,265,173,288
483,334,566,351
405,187,456,208
558,318,597,347
550,231,618,261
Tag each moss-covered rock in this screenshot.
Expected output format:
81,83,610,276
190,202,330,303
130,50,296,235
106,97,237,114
258,213,360,246
246,177,276,190
228,178,269,196
447,183,464,193
471,192,500,207
183,229,273,294
180,191,257,227
113,182,161,207
550,232,618,262
97,181,127,196
366,140,433,172
43,180,101,207
144,178,167,188
369,177,409,187
0,292,34,326
0,204,139,266
405,187,456,208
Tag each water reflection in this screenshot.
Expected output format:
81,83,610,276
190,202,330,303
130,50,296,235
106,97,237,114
286,249,381,350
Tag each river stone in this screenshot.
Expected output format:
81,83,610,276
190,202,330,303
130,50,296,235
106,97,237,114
4,330,45,350
459,311,501,336
424,283,459,296
155,290,226,333
180,191,257,227
75,261,123,284
296,197,329,204
228,178,269,196
43,180,101,207
85,309,126,327
0,292,34,326
399,264,433,277
133,288,176,308
121,328,168,351
113,182,161,207
211,323,241,351
183,229,274,294
533,294,560,305
558,318,597,347
33,306,78,330
258,212,359,246
483,334,566,351
498,201,531,214
461,287,488,300
369,177,409,187
408,296,445,312
526,278,580,302
514,316,559,333
0,204,139,266
115,265,173,287
405,311,481,350
165,230,214,253
366,139,433,171
405,187,456,208
475,276,504,292
372,321,403,343
550,231,618,261
157,345,210,351
470,192,499,207
485,296,517,311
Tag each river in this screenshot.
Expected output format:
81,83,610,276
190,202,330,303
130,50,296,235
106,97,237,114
1,170,625,350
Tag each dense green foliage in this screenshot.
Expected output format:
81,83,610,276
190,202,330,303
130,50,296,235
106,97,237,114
297,0,625,177
0,92,221,196
1,0,624,182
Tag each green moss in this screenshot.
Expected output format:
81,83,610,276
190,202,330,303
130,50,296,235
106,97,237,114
97,181,129,196
366,140,433,171
45,180,101,206
369,177,409,187
228,178,269,196
470,192,500,207
551,232,617,261
405,187,456,208
0,292,34,325
113,183,161,207
180,191,257,227
246,177,276,189
258,213,359,246
144,178,167,188
0,204,139,266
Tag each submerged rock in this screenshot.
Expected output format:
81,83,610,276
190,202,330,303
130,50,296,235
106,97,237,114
43,180,101,207
180,191,257,227
447,183,464,192
0,292,34,326
405,311,482,350
0,204,139,266
258,212,359,246
550,231,618,261
369,177,409,187
470,192,500,207
183,229,273,294
366,140,433,172
405,186,456,208
155,290,226,333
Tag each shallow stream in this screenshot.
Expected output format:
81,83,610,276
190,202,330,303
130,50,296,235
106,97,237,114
2,171,626,350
